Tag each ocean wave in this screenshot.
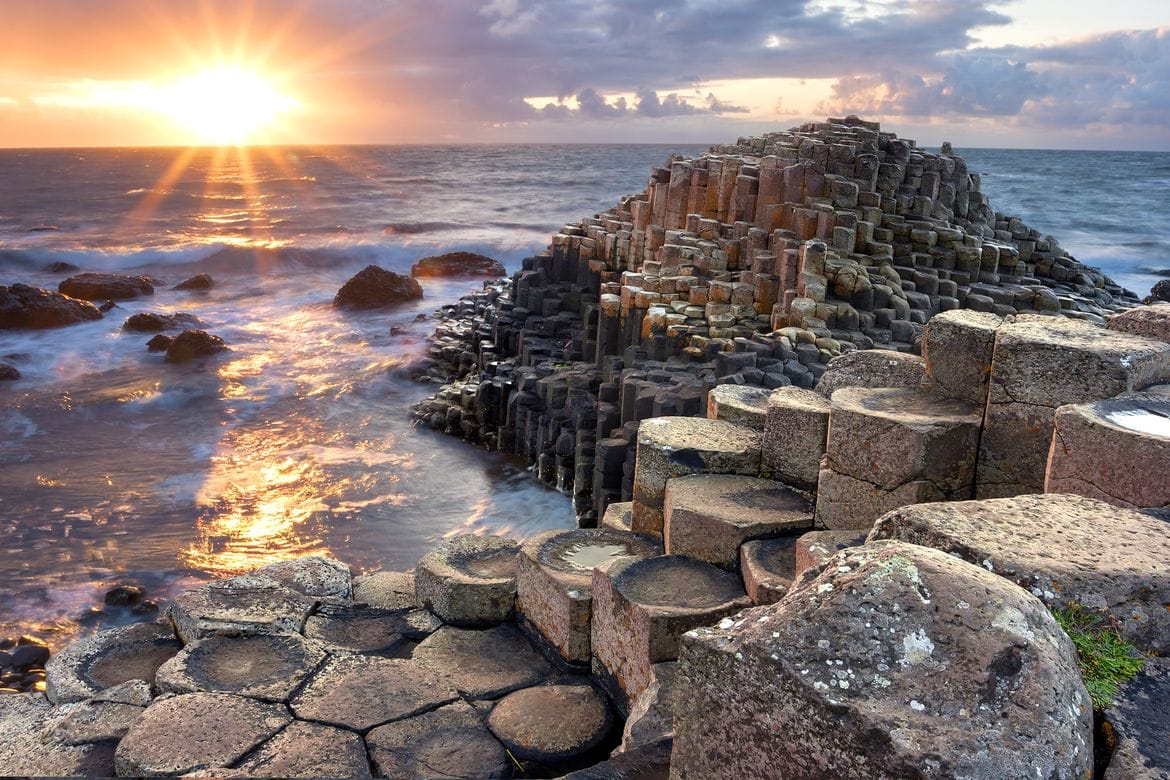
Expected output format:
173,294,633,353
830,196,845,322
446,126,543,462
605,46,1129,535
382,221,463,235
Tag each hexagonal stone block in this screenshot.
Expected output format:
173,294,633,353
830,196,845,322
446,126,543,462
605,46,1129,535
633,417,761,535
415,534,519,626
291,655,458,732
664,474,812,570
760,386,830,491
979,316,1170,497
114,693,291,776
352,570,416,611
366,701,509,780
46,621,181,704
155,633,325,701
487,684,612,764
793,529,867,580
303,604,416,654
706,384,770,430
516,528,662,666
412,624,551,699
671,541,1092,779
600,501,633,532
1046,393,1170,509
869,493,1170,654
236,720,372,778
738,536,800,604
46,700,144,746
254,555,352,600
922,309,1004,405
168,573,318,644
591,555,750,712
813,467,948,532
815,349,926,397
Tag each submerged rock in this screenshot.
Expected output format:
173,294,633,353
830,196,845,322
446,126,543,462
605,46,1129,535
175,273,214,291
146,334,173,352
164,329,228,363
0,283,102,329
0,363,20,381
334,265,423,309
59,273,154,301
44,261,80,273
122,312,201,332
411,251,506,278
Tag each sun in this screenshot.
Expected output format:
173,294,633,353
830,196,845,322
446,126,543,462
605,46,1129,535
159,66,299,145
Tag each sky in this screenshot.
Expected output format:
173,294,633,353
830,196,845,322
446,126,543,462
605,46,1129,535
0,0,1168,150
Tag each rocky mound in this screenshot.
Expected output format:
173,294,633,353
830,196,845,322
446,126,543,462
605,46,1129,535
411,252,506,278
58,273,154,301
0,284,103,329
333,265,422,309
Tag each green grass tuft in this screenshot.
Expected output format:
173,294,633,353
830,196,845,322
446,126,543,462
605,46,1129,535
1052,604,1146,709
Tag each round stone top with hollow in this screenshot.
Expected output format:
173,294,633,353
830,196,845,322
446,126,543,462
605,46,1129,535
523,528,662,588
1084,395,1170,439
612,555,748,610
156,633,325,701
487,684,612,762
667,474,812,530
638,416,761,454
830,386,981,426
419,534,519,584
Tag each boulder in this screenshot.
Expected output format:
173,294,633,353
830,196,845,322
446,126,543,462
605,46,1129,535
760,386,830,491
155,633,326,701
414,534,519,626
333,265,423,309
45,261,80,273
869,493,1170,654
815,350,926,397
410,251,506,278
58,273,154,301
412,624,552,699
487,684,613,763
0,283,102,329
122,311,201,332
175,273,214,291
0,363,20,381
45,621,181,704
114,692,290,776
164,329,228,362
366,701,509,779
671,541,1093,779
146,334,173,352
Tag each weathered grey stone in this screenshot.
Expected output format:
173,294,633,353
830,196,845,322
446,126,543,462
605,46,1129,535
45,621,181,704
1046,394,1170,508
814,468,945,531
414,534,519,626
487,684,612,763
739,535,800,604
48,700,144,745
303,605,416,654
291,654,458,732
793,529,868,579
671,541,1093,779
516,528,662,665
236,720,372,779
254,555,352,600
168,573,318,644
922,309,1003,405
1104,658,1170,779
869,493,1170,653
619,662,678,752
815,350,927,397
633,417,762,535
91,679,154,706
366,701,509,780
561,738,673,780
412,624,552,699
760,386,830,490
600,501,633,532
978,316,1170,497
115,693,291,776
155,633,326,701
706,384,770,430
664,474,812,569
591,555,750,712
0,693,117,777
352,570,416,611
1108,304,1170,344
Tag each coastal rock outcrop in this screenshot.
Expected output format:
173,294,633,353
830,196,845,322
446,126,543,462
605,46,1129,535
0,283,102,329
410,251,506,278
58,273,154,301
122,311,201,332
174,273,214,291
333,264,423,309
163,329,228,363
0,363,20,380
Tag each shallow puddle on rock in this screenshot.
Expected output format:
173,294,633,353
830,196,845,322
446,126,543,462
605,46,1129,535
559,543,629,570
1105,407,1170,438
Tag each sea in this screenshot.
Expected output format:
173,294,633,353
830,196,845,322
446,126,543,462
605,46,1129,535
1,143,1168,647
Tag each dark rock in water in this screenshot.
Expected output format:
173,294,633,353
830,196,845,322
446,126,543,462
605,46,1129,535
10,644,50,671
104,585,146,607
59,273,154,301
334,265,423,309
45,261,79,273
122,312,200,332
174,273,214,291
164,329,227,363
1144,279,1170,305
146,334,173,352
0,283,103,329
0,363,19,381
97,300,116,313
411,251,506,279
